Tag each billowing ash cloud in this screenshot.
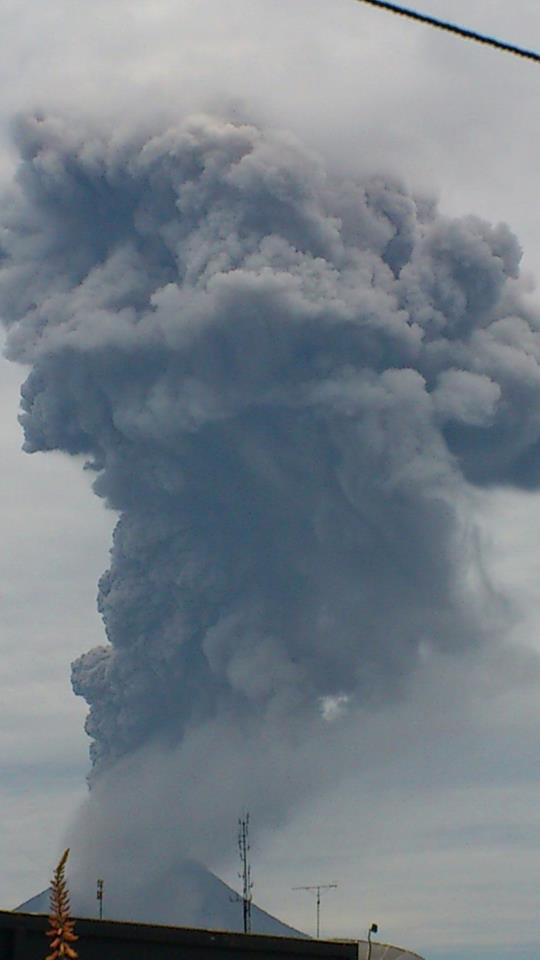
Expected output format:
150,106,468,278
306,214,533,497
2,113,540,885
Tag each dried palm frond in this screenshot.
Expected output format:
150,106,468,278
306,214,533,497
45,848,79,960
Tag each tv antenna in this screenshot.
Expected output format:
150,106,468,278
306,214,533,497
238,812,253,934
292,883,337,938
96,878,104,920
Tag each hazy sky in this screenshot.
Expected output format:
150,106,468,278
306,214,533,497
2,3,540,959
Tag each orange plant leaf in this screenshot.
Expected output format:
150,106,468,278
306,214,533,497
45,849,78,960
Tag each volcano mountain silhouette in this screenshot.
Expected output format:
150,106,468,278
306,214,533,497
15,859,302,935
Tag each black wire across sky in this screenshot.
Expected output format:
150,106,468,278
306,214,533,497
355,0,540,64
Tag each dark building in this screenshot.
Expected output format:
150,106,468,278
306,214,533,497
0,911,359,960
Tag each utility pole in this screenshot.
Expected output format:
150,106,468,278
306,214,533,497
292,883,337,938
238,812,253,934
96,879,104,920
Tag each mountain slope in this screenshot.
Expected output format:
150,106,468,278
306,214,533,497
15,868,426,959
14,860,303,936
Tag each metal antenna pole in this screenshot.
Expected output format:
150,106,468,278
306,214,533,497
238,812,253,934
96,879,104,920
292,884,337,938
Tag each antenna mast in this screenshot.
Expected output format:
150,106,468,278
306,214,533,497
238,812,253,934
292,883,337,938
96,879,104,920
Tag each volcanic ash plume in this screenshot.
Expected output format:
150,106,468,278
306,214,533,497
2,114,540,903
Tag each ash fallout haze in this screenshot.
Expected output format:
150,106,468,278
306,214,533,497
2,3,540,960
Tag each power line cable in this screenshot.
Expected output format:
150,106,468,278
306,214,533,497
355,0,540,64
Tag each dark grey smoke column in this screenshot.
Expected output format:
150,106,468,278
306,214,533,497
1,114,539,862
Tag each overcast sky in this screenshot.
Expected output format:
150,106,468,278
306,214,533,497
2,3,540,959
